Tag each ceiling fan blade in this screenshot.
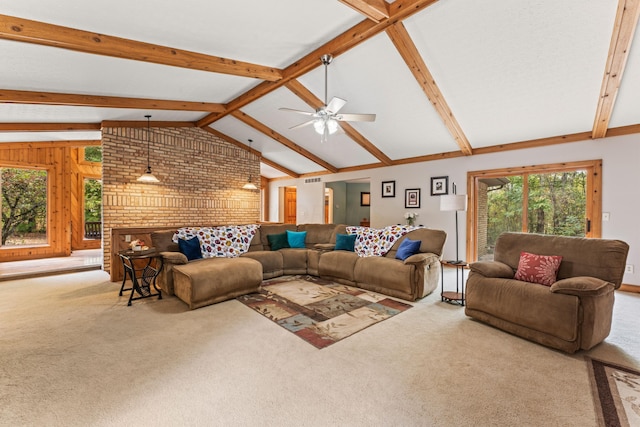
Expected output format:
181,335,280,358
335,113,376,122
279,107,315,116
289,120,316,130
326,97,347,114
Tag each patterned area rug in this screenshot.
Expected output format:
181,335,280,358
237,275,412,349
586,357,640,427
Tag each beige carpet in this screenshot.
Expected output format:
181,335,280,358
1,270,639,427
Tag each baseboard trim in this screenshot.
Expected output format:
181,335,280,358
619,284,640,294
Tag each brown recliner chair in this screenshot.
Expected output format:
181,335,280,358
465,232,629,353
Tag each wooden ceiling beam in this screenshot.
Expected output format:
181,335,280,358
0,14,282,81
0,89,226,112
284,79,393,165
338,0,390,23
386,22,473,156
0,122,100,131
592,0,640,139
101,120,196,128
197,0,440,127
230,110,339,173
0,140,101,149
203,127,300,178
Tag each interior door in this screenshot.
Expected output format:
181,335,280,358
284,187,297,224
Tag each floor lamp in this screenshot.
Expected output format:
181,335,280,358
440,189,468,264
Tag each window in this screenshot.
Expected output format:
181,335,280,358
84,146,102,163
468,160,602,261
1,167,48,247
83,178,102,240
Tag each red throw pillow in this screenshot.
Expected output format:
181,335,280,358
514,251,563,286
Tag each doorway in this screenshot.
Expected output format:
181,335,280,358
284,187,297,224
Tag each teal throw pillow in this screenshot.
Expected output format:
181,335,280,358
178,237,203,261
286,230,307,248
267,232,290,251
395,238,422,261
334,233,356,252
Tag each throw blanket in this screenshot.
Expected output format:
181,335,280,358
346,225,419,257
172,225,258,258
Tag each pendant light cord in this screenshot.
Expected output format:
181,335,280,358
145,115,151,170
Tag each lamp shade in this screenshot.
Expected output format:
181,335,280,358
440,194,467,212
242,182,258,190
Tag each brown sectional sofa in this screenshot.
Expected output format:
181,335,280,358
151,223,447,309
465,232,629,353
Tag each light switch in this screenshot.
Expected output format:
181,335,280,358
602,212,610,221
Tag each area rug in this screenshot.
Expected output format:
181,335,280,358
586,357,640,427
237,275,412,349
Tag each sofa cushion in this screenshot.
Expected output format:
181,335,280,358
514,251,562,286
178,237,203,261
395,238,421,261
335,233,356,251
286,230,307,248
319,250,359,282
493,232,629,287
267,232,290,251
241,250,284,279
296,223,339,248
151,230,180,252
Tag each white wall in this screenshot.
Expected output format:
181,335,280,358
268,133,640,285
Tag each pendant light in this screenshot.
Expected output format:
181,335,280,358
137,115,159,183
242,139,258,189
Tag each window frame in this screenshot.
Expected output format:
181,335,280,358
466,159,602,262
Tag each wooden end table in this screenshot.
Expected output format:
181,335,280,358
441,260,467,306
118,249,163,306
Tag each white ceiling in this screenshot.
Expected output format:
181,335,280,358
0,0,638,178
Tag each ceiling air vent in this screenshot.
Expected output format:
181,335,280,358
304,177,322,184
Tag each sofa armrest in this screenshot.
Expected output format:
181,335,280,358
469,261,514,279
314,243,335,251
550,277,614,297
403,252,436,266
160,251,189,265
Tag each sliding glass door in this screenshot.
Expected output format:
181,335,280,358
468,160,602,261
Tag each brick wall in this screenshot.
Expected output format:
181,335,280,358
102,126,260,273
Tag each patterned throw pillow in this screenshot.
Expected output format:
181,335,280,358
514,251,563,286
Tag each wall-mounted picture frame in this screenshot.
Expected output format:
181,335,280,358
430,176,449,196
405,188,420,208
360,192,370,206
381,181,395,198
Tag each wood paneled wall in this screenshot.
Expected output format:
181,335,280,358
0,143,70,261
0,142,101,262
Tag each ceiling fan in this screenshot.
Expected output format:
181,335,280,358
279,54,376,143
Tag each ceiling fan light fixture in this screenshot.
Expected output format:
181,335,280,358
313,117,339,136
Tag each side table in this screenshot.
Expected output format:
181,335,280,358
441,260,468,306
118,249,163,306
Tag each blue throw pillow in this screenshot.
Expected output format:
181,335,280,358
286,230,307,248
395,238,422,261
178,237,202,261
267,232,290,251
335,233,356,251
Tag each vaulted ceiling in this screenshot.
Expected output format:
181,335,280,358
1,0,639,179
